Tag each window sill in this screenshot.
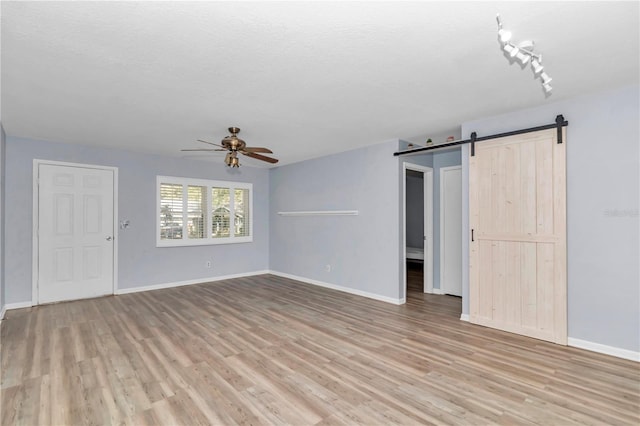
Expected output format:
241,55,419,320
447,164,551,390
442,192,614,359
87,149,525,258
156,236,253,247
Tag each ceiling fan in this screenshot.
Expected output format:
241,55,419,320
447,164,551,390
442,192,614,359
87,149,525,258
181,127,278,167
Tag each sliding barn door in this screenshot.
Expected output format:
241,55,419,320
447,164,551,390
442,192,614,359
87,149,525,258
469,128,566,344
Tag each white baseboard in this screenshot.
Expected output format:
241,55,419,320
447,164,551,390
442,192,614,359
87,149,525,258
269,270,404,305
460,313,469,322
115,270,270,295
568,337,639,362
4,301,34,311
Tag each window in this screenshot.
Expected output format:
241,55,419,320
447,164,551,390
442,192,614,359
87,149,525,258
157,176,252,246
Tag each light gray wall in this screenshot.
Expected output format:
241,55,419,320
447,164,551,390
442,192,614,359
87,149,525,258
0,124,5,315
4,136,270,304
269,140,402,301
402,152,433,170
460,85,639,352
406,172,424,248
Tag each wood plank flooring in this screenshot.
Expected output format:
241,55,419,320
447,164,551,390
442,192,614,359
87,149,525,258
2,273,639,425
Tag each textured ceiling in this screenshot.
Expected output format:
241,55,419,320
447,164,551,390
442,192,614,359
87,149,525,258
1,1,638,167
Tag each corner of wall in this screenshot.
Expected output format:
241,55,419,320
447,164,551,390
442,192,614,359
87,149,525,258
268,138,403,302
0,122,6,318
460,144,470,316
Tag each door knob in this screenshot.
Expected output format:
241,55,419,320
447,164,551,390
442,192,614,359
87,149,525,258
106,236,113,241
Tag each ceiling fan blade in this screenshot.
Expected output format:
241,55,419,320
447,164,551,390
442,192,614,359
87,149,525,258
242,152,279,164
242,147,273,154
180,148,226,152
197,139,225,148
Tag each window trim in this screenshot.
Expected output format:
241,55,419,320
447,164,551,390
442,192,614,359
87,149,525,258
156,176,253,247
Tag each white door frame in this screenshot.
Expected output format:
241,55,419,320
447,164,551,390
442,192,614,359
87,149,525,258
402,162,434,299
32,159,119,305
439,165,462,296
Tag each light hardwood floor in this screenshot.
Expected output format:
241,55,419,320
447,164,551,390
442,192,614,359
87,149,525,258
2,272,639,425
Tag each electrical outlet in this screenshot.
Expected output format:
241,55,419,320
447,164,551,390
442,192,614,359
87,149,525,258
325,264,331,272
206,261,212,268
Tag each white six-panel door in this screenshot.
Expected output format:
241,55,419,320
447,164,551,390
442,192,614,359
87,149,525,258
37,163,115,304
469,128,567,344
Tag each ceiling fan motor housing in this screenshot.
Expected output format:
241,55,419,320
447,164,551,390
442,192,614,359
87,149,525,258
222,127,246,151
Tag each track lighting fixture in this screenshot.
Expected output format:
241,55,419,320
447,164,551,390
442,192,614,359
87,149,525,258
496,14,553,95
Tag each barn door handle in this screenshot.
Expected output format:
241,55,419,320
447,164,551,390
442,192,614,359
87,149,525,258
471,229,474,242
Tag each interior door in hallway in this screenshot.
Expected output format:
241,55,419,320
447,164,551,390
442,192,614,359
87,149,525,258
37,163,115,304
469,128,567,344
441,166,462,296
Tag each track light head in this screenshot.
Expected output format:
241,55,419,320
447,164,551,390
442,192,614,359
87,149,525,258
515,51,530,65
531,59,544,75
543,82,553,93
504,44,519,58
540,72,552,85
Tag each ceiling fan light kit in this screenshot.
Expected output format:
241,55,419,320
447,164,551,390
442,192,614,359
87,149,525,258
181,127,278,168
225,152,241,168
496,14,553,95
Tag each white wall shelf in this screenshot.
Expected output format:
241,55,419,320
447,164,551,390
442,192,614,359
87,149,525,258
277,210,359,216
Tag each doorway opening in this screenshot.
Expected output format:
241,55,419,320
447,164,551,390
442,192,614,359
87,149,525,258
402,162,433,301
401,148,463,315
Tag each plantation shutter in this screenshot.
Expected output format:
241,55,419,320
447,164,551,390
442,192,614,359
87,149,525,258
160,183,183,240
188,185,207,239
234,188,250,237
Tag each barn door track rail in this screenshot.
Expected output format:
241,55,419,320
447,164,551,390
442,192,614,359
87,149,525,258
393,114,568,157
